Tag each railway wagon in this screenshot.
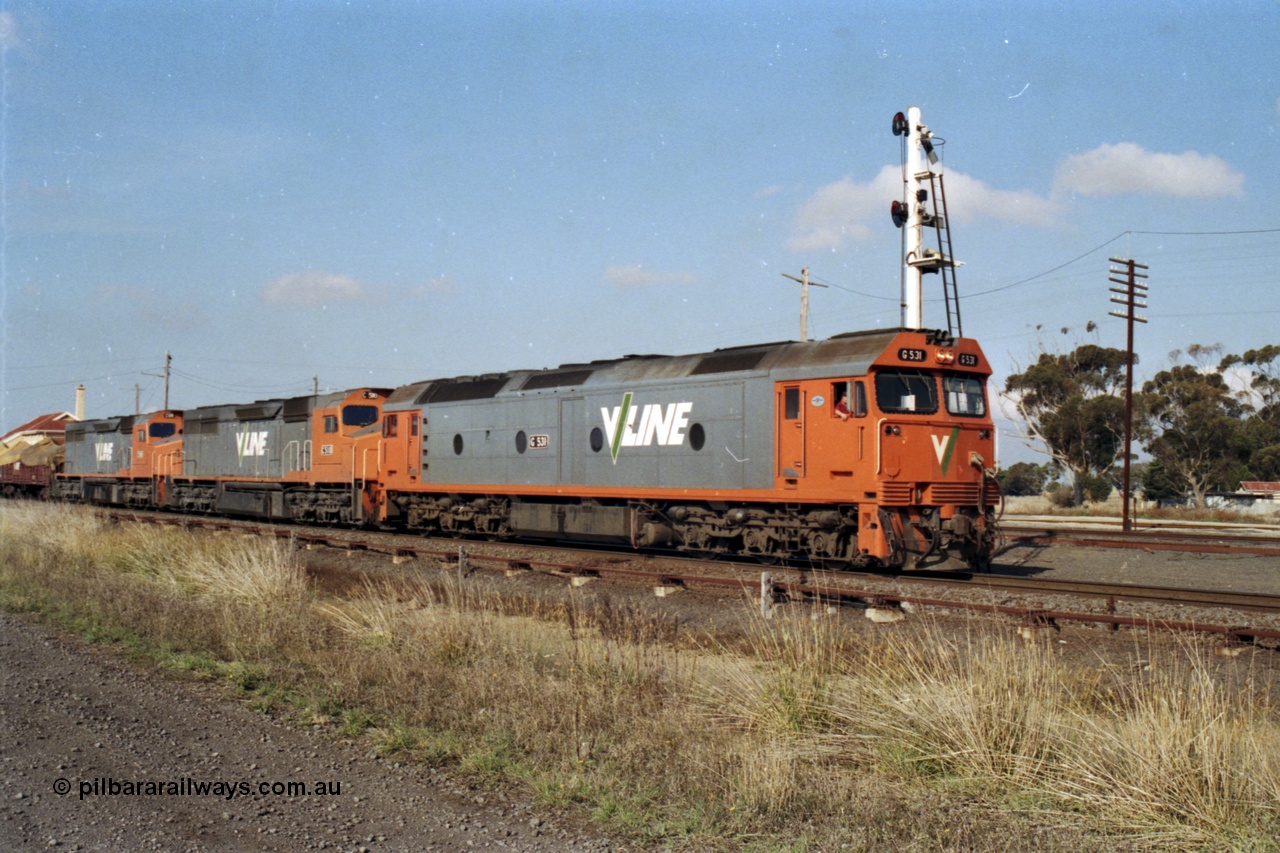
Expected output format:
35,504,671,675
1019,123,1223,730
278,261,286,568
374,326,999,568
0,442,63,499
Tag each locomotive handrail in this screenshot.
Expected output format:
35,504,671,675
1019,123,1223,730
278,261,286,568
283,441,299,475
282,440,314,475
875,417,886,475
158,448,183,478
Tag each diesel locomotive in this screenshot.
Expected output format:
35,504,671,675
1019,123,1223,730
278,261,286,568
49,326,998,569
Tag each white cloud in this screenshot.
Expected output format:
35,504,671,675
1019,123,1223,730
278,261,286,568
787,165,1058,253
603,265,696,290
786,167,899,252
786,141,1243,256
261,271,367,306
1053,142,1244,198
0,13,20,51
934,171,1060,227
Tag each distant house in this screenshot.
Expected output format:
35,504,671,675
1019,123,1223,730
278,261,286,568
0,412,78,447
0,412,78,486
1188,481,1280,514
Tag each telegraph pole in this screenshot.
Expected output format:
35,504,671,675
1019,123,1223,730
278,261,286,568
781,268,828,341
142,351,172,412
1108,257,1148,533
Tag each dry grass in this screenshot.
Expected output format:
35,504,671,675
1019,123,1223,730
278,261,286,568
2,501,1278,851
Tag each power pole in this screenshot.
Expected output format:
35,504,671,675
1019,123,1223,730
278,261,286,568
1108,257,1148,534
781,267,828,341
142,351,172,412
313,375,319,397
134,384,140,416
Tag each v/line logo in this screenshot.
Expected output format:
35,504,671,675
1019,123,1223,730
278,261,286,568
600,393,694,464
931,427,960,474
94,442,114,463
236,428,269,460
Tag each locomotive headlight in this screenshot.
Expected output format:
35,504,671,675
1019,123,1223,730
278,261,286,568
935,349,955,364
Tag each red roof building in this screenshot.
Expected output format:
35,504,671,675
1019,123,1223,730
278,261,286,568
0,412,77,446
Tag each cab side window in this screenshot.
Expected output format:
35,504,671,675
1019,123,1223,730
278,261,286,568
853,381,868,417
784,387,801,420
832,382,850,419
831,381,867,419
323,415,338,434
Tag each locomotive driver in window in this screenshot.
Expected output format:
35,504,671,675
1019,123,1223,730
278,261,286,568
834,384,850,421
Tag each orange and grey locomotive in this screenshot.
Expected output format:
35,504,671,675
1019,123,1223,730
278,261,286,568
373,327,998,568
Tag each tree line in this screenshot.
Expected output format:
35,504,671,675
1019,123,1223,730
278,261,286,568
1000,342,1280,507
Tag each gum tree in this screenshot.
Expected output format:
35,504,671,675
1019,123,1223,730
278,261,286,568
1004,344,1129,506
1141,353,1251,508
1220,345,1280,480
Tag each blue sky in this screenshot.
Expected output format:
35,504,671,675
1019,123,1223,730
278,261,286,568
3,1,1278,466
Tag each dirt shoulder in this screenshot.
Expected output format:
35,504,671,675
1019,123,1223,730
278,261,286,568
0,612,623,853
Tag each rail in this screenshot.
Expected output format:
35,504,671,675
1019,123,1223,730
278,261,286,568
100,508,1280,648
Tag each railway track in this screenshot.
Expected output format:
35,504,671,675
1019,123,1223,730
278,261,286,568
1002,515,1280,556
108,508,1280,648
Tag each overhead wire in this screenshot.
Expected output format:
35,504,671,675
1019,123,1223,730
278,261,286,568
169,368,314,395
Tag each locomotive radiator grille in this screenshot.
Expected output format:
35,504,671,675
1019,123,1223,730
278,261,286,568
880,483,981,506
927,483,981,504
879,482,914,505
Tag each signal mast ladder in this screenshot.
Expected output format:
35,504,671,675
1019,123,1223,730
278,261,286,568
907,169,962,338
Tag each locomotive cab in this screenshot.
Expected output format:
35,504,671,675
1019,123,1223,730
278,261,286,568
305,389,390,485
129,411,184,481
773,329,999,570
864,331,998,568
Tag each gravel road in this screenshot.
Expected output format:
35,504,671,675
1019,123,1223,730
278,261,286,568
0,613,625,853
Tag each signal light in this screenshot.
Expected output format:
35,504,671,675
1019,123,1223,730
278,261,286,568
892,111,908,137
890,200,907,228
